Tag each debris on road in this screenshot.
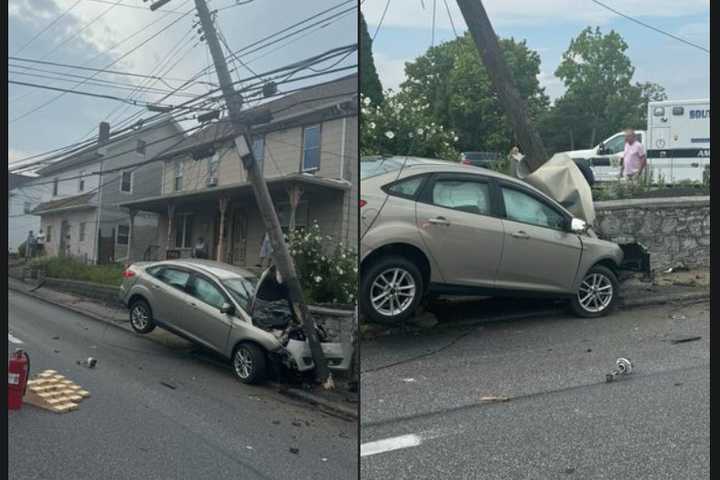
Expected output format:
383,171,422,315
24,370,90,413
76,357,97,368
160,381,177,390
480,395,510,403
669,336,702,345
52,336,60,340
605,357,633,382
289,447,300,455
401,378,417,383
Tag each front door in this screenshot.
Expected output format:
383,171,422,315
495,183,582,294
415,173,504,288
230,208,248,266
59,221,70,257
185,274,233,353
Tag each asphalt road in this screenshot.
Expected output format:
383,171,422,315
8,290,357,480
361,301,709,479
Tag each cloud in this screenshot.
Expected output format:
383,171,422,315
362,0,709,29
537,70,565,101
374,53,408,92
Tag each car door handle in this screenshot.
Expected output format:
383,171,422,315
511,231,530,239
428,216,450,225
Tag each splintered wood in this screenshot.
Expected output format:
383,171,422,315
24,370,90,413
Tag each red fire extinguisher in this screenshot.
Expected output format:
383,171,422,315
8,349,30,410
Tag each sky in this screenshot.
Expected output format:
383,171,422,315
8,0,358,169
362,0,710,101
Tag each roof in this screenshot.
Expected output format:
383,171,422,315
154,74,357,161
9,173,34,190
36,114,181,176
32,192,97,215
118,173,350,213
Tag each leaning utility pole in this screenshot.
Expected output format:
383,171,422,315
456,0,549,173
191,0,333,387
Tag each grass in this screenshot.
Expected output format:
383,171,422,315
29,257,125,287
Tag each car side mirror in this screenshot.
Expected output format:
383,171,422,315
597,143,607,154
570,218,589,234
220,302,235,315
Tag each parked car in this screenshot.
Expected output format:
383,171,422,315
360,156,624,324
118,259,351,384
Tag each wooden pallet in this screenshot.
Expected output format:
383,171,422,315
23,370,90,413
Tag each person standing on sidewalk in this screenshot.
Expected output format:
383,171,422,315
258,232,273,268
25,230,36,261
619,129,647,181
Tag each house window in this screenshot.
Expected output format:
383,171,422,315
53,178,59,196
120,171,133,193
208,152,220,183
252,136,265,172
79,222,87,242
136,140,146,156
23,201,31,214
302,125,321,172
175,160,184,192
46,225,52,242
79,171,85,192
174,214,193,248
117,225,130,246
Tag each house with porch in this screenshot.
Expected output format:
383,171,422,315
18,115,184,263
118,74,358,267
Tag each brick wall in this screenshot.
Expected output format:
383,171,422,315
594,196,710,270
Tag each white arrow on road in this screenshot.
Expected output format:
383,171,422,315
361,434,423,457
8,333,24,344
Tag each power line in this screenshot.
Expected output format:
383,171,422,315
372,0,392,42
442,0,459,38
12,0,84,55
589,0,709,54
8,80,163,106
84,0,188,14
431,0,437,47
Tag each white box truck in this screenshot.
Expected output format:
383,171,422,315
561,98,709,184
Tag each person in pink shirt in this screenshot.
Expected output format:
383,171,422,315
619,129,647,180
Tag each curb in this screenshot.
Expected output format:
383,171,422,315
10,279,359,418
271,383,358,420
362,290,710,340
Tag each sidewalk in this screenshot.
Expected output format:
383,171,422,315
362,270,710,340
8,276,358,419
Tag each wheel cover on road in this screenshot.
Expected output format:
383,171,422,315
234,348,253,379
370,267,416,317
578,273,614,313
131,305,149,330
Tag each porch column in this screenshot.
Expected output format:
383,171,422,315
167,203,175,255
216,197,228,262
288,184,304,232
127,209,137,264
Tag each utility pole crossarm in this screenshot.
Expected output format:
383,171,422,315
192,0,333,387
456,0,548,173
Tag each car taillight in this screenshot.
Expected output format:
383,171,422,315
360,199,367,208
461,158,471,165
122,269,135,278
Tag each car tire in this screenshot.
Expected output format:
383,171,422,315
232,342,267,385
129,298,156,334
360,255,424,325
570,265,619,318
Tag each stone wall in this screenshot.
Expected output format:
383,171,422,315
594,196,710,270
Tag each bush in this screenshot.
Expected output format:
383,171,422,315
287,221,357,305
29,257,125,286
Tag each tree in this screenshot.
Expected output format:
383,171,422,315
399,32,549,155
554,27,639,147
634,81,668,126
360,13,384,106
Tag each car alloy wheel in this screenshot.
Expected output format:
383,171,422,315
233,347,254,380
130,304,149,331
370,267,417,317
577,272,614,313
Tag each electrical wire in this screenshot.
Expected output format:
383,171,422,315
372,0,392,42
442,0,460,38
12,0,84,56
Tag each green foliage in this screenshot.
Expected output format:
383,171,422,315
29,257,125,286
287,221,357,305
399,33,548,154
360,13,384,106
361,91,460,160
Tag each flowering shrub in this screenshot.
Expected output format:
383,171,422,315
288,221,357,305
361,91,460,161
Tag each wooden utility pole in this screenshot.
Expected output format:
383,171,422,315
455,0,548,173
192,0,332,387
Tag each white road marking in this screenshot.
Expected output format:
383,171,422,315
8,334,24,345
360,434,423,457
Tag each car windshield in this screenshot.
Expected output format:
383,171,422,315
221,276,257,312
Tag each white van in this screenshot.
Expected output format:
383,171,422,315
561,98,709,184
646,99,709,183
